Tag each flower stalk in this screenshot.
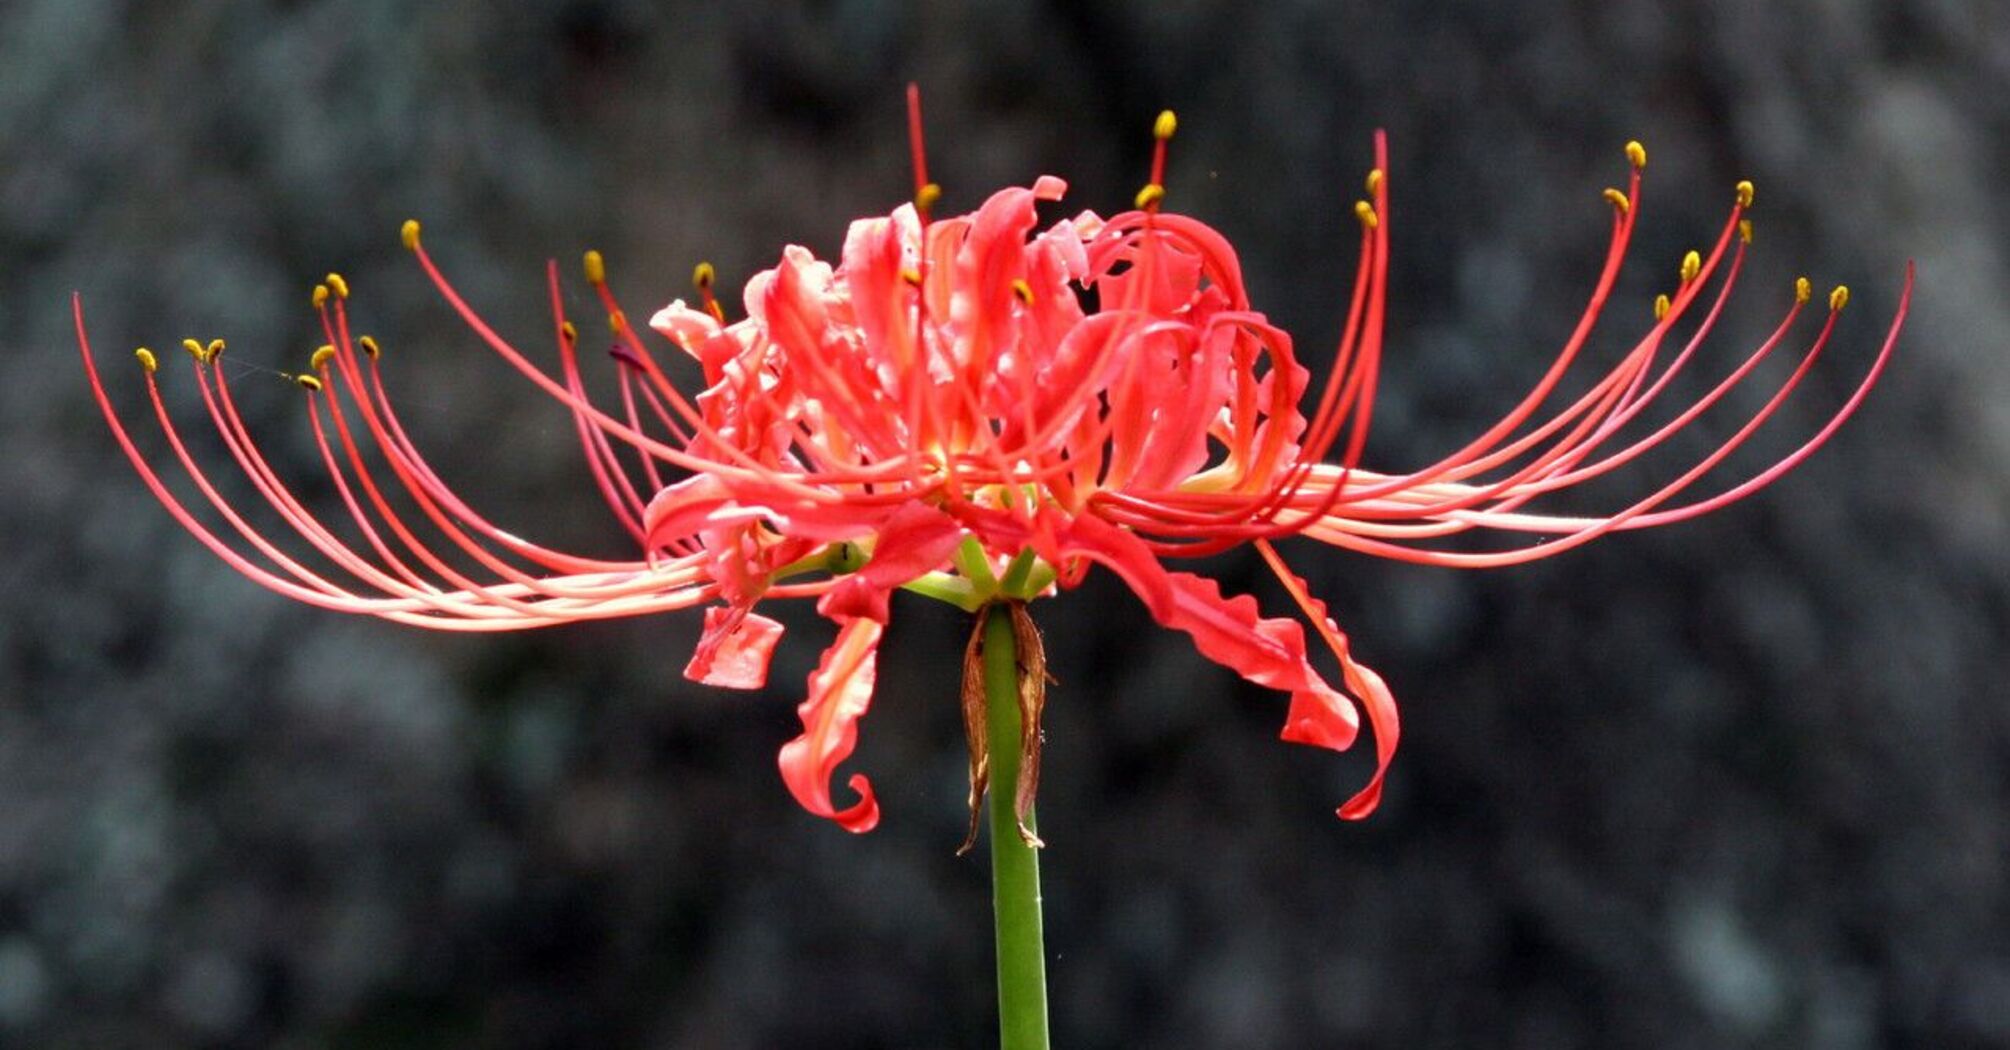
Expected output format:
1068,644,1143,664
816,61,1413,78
980,602,1050,1049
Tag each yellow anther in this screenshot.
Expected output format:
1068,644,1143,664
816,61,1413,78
1738,219,1753,244
312,284,329,308
324,273,349,299
205,338,225,362
583,250,606,286
296,374,323,392
559,321,578,345
1795,277,1812,304
310,345,336,371
134,347,158,373
1680,250,1701,284
1602,187,1631,214
916,182,942,213
900,267,922,286
400,219,421,251
1134,183,1166,210
357,335,381,359
1366,168,1384,196
1153,109,1178,141
1011,278,1034,305
1829,285,1850,312
1735,179,1755,208
1353,200,1378,230
181,338,206,361
1625,140,1647,170
1653,293,1671,321
693,261,716,291
607,308,626,333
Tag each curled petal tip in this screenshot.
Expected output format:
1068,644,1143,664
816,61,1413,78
1336,784,1385,821
835,774,880,834
779,619,884,833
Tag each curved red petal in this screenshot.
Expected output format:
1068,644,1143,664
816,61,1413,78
1332,656,1396,820
777,617,883,833
646,300,722,357
1062,515,1358,750
1256,539,1400,820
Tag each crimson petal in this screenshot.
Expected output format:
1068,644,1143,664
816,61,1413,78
1061,515,1359,752
777,617,883,833
1256,540,1399,819
683,605,785,689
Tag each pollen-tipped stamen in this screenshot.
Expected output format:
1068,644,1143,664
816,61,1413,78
550,265,649,543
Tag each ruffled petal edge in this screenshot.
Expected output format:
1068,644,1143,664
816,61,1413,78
776,617,883,833
684,605,785,689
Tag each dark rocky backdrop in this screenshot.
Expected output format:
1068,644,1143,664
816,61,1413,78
3,1,2004,1047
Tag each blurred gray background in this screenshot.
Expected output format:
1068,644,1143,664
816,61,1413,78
4,1,2006,1047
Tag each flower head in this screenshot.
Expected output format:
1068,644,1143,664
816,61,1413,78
79,91,1910,835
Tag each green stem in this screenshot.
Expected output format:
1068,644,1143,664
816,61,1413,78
982,605,1050,1049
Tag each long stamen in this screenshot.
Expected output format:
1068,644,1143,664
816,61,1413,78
1293,272,1903,565
1334,139,1649,509
907,82,942,223
355,344,646,574
400,221,826,492
550,266,649,541
81,300,719,626
1133,109,1176,213
693,261,726,325
204,344,453,601
319,291,662,599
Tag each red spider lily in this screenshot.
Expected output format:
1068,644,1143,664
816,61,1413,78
78,93,1911,837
